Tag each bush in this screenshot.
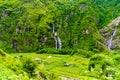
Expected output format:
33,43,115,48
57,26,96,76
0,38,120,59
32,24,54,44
75,49,94,58
36,64,48,79
36,64,61,80
49,73,61,80
0,49,23,75
88,54,115,79
20,56,38,76
89,54,113,68
0,42,14,53
6,59,23,75
36,48,75,55
55,49,74,55
36,48,95,57
0,49,6,57
113,55,120,65
36,48,57,54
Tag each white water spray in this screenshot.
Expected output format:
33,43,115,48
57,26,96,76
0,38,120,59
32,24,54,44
108,28,117,50
52,24,62,50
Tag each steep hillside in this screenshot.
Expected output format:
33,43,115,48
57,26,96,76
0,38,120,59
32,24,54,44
0,0,120,52
0,49,32,79
100,16,120,50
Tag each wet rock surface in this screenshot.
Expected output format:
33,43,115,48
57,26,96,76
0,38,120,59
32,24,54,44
100,16,120,50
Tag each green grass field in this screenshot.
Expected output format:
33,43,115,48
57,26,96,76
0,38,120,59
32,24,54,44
10,53,97,80
1,50,119,80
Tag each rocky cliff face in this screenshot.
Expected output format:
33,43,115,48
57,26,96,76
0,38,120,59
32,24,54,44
100,16,120,50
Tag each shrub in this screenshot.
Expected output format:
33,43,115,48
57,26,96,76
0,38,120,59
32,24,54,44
89,54,114,69
55,49,74,55
36,48,95,57
6,59,23,75
36,64,61,80
20,56,38,76
36,48,75,55
36,48,57,54
0,49,6,57
49,73,61,80
36,64,48,79
113,55,120,65
0,49,23,75
0,42,14,53
75,49,94,58
88,54,114,79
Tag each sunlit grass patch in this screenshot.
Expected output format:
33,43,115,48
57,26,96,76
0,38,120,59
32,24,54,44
10,53,93,79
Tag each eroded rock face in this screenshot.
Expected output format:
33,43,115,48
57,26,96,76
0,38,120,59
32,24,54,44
1,10,9,20
108,17,120,27
100,16,120,50
78,4,89,11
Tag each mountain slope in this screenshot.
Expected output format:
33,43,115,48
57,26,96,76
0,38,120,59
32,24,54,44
100,16,120,50
0,0,120,52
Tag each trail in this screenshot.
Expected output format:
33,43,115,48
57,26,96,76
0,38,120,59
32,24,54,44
58,74,80,80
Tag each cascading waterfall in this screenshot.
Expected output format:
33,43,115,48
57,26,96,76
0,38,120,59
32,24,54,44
108,28,117,50
52,24,55,33
52,24,62,50
102,16,120,50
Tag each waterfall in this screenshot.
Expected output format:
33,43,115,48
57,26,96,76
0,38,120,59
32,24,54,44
52,24,62,50
57,37,62,49
54,32,58,49
108,28,117,50
52,24,55,34
12,40,17,52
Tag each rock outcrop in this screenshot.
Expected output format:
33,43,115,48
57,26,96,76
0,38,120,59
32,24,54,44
100,16,120,50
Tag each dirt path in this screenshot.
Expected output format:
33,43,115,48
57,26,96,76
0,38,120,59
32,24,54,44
58,74,80,80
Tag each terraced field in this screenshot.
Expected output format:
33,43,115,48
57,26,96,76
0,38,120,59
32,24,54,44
11,53,97,80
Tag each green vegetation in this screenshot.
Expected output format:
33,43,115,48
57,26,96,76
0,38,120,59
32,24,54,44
0,0,120,80
0,0,120,52
9,52,120,80
0,48,120,79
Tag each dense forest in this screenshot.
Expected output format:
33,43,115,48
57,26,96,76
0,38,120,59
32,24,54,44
0,0,120,80
0,0,120,52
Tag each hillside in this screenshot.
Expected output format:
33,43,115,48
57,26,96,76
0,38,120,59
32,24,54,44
0,0,120,80
100,16,120,50
0,0,120,52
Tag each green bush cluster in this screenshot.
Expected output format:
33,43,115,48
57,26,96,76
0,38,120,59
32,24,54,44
36,48,57,54
0,56,33,80
20,56,38,76
88,54,116,79
113,55,120,65
36,64,61,80
36,48,94,58
75,49,94,58
36,48,74,55
0,49,6,57
0,50,23,75
6,59,23,75
0,42,14,53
